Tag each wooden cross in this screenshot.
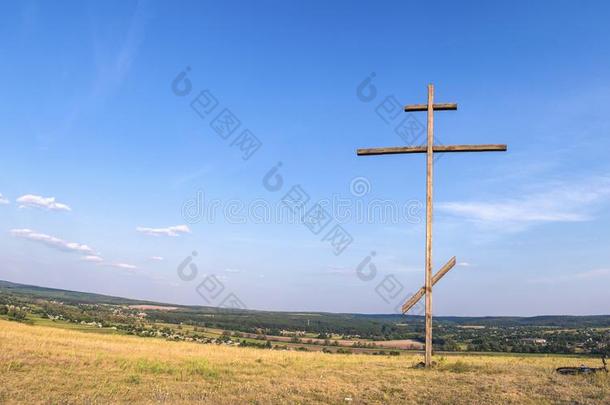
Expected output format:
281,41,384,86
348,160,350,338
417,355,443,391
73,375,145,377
357,84,507,367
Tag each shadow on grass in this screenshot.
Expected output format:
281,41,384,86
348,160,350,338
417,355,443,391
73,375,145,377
411,358,501,374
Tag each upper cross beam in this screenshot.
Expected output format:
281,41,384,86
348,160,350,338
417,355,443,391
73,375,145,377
404,103,457,112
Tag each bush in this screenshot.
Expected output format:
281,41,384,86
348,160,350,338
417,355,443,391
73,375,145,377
7,306,27,322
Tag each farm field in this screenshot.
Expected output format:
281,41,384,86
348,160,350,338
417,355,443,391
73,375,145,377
1,319,608,404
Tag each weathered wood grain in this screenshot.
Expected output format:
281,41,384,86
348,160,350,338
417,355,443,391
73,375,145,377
357,144,508,156
404,103,457,111
424,84,434,367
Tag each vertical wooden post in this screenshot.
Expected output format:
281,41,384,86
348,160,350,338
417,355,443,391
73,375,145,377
425,84,434,367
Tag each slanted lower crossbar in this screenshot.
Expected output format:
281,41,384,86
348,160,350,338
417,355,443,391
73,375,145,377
401,256,456,313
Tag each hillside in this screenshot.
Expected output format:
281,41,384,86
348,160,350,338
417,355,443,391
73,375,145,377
1,320,608,404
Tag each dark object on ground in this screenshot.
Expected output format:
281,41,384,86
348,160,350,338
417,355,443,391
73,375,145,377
413,361,437,369
556,356,608,375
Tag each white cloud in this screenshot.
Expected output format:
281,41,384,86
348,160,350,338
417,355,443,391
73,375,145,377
102,262,137,270
10,229,93,255
149,256,164,261
457,262,471,267
574,268,610,279
0,194,9,205
438,176,610,231
11,229,139,271
82,255,103,263
136,225,191,237
80,254,137,270
17,194,71,211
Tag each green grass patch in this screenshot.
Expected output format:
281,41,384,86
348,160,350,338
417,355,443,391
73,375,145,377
134,358,177,375
183,359,219,379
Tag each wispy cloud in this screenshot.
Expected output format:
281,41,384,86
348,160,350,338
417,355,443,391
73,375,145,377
529,268,610,284
91,1,149,98
10,229,138,271
0,194,8,205
438,176,610,231
136,225,191,237
149,256,164,261
323,266,353,277
223,268,241,274
11,229,93,255
103,262,137,270
82,255,104,263
36,2,149,149
87,257,137,270
17,194,71,211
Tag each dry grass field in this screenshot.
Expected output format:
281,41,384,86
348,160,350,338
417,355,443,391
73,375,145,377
0,319,608,404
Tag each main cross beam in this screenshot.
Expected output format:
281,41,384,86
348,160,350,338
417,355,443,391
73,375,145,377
356,84,507,367
357,144,507,156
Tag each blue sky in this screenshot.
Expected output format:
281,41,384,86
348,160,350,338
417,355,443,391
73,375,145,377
1,0,609,315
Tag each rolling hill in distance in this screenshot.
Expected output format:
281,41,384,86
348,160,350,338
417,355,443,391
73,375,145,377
1,279,609,330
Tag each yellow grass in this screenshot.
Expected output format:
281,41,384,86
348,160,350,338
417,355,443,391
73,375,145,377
0,320,607,404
